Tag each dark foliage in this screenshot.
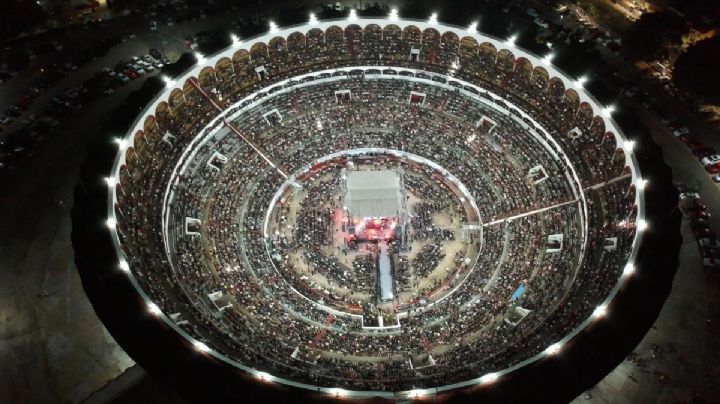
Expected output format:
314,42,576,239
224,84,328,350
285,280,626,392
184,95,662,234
673,36,720,104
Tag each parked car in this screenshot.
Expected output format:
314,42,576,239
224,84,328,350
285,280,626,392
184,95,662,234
693,146,716,158
701,247,720,258
679,192,700,201
683,200,707,212
705,163,720,174
689,217,710,229
672,127,690,137
698,238,720,248
696,227,718,238
703,257,720,269
149,48,162,60
712,174,720,183
687,210,711,219
701,154,720,166
534,17,549,29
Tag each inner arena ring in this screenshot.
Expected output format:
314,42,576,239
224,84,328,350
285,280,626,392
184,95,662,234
104,17,647,399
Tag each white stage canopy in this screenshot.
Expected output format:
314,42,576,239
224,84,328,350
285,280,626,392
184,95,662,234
345,170,402,218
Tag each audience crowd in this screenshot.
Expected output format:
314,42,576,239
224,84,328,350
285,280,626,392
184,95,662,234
112,23,638,391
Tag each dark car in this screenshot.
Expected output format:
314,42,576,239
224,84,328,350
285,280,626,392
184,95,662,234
150,48,162,60
705,163,720,174
701,247,720,259
694,228,717,239
687,210,711,219
693,146,717,158
688,217,709,229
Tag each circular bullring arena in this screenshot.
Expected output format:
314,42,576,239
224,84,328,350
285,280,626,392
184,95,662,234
83,17,659,400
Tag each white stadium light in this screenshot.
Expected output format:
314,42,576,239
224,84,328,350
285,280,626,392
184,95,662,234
593,305,607,318
148,302,161,315
623,263,635,276
624,139,635,151
194,52,206,64
269,20,279,33
602,105,615,117
479,372,499,384
467,21,478,34
636,219,648,232
105,177,117,187
429,12,438,25
545,342,562,355
162,75,176,87
114,137,128,149
541,52,554,66
574,76,587,88
309,12,318,25
193,340,210,352
330,388,346,397
119,260,130,272
506,35,517,47
230,33,241,47
348,9,358,21
409,389,426,397
636,178,647,190
388,8,398,21
257,371,273,381
106,217,116,229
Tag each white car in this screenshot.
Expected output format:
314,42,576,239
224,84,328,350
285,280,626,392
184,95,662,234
704,257,720,268
672,127,689,137
699,238,720,248
534,17,549,29
712,174,720,183
701,154,720,166
679,192,700,200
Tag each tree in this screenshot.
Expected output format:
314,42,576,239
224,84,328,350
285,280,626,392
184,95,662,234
0,0,46,40
621,11,687,61
673,36,720,104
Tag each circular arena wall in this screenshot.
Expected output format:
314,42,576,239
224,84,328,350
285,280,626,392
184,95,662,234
101,17,652,400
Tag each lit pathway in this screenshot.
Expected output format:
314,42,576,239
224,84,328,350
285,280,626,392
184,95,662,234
187,78,288,179
481,199,579,228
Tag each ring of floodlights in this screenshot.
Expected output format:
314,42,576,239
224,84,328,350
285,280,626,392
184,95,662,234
106,17,646,399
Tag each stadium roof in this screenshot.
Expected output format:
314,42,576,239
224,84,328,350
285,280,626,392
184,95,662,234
345,170,402,218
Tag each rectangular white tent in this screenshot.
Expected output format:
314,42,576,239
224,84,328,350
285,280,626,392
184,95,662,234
345,170,402,218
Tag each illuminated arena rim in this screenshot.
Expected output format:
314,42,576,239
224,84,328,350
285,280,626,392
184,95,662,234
106,17,646,399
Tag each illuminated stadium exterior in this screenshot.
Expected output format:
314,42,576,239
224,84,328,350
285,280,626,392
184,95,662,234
102,17,648,399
